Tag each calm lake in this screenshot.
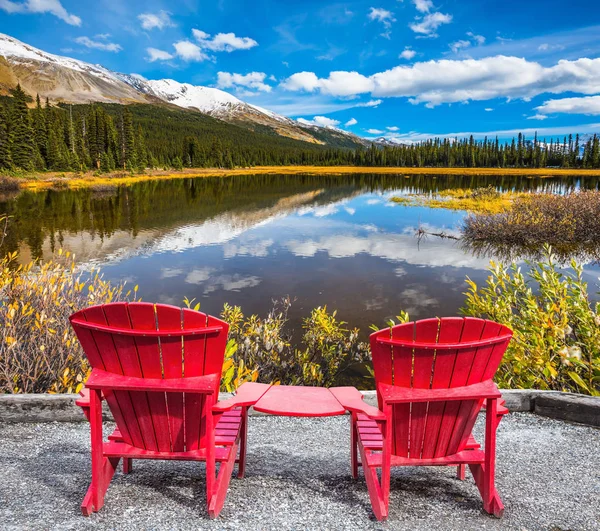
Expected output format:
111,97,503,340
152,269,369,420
2,173,600,337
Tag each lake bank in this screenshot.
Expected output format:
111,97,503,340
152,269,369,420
6,165,600,191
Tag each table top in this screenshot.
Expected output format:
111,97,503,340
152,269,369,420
253,385,347,417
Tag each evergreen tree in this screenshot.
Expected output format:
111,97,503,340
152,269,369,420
8,84,36,170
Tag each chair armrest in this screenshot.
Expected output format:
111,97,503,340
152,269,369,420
75,388,91,408
378,380,502,404
213,382,271,412
329,386,386,420
85,368,219,394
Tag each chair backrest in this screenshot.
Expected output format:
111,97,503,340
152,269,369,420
70,302,229,453
370,317,512,459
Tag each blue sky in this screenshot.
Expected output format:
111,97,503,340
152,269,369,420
1,0,600,141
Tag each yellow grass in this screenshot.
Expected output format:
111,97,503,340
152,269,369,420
391,188,528,214
8,165,600,191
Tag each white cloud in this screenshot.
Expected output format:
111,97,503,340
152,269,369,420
173,40,209,62
368,7,395,37
399,47,416,60
368,7,395,27
138,10,174,30
74,36,122,53
146,47,174,62
0,0,81,25
527,114,549,120
281,56,600,108
410,12,452,37
367,128,384,134
484,108,494,112
387,126,399,131
345,117,358,126
193,29,258,52
217,72,272,92
357,99,383,108
412,0,433,13
467,31,486,45
449,40,471,53
534,95,600,116
297,116,341,128
374,122,600,143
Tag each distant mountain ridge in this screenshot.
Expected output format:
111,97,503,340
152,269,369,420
0,33,369,149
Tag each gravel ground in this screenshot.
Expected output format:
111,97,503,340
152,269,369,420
0,413,598,531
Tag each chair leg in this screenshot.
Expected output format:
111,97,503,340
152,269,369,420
470,398,504,518
237,407,248,479
351,413,358,479
82,389,119,516
357,442,388,521
457,464,466,480
123,458,132,474
208,442,239,518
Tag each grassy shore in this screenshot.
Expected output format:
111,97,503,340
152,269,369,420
5,165,600,191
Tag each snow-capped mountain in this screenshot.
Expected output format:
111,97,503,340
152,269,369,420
0,33,368,148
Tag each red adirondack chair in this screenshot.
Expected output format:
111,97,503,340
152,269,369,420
70,302,248,519
353,317,513,520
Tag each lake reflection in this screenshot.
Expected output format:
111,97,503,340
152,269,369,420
2,173,600,336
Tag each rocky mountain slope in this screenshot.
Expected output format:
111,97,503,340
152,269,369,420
0,33,368,148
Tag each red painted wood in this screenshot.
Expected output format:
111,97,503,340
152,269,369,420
156,304,186,452
86,369,220,393
328,387,386,420
103,303,158,452
421,317,464,459
182,308,208,452
410,318,440,458
364,317,512,521
213,382,271,412
82,306,144,449
70,319,222,337
71,303,234,518
378,380,501,403
127,303,171,453
103,442,232,462
253,386,347,417
434,318,487,457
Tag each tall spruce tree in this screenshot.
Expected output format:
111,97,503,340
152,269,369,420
8,84,36,170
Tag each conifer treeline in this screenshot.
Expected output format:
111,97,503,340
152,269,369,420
0,85,599,172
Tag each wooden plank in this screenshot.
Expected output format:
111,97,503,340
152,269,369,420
434,317,485,458
182,308,208,451
83,306,144,449
213,382,271,412
127,303,171,452
329,387,385,419
253,386,347,417
421,318,464,459
410,318,440,458
390,322,414,456
156,305,185,452
103,303,158,452
103,441,231,462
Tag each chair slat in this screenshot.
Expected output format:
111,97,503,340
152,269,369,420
83,306,145,449
128,303,172,452
421,317,464,459
390,323,414,456
409,319,440,458
182,308,208,452
434,318,487,457
103,303,158,452
156,305,185,452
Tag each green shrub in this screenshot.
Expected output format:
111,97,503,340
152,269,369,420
222,298,370,387
462,247,600,395
0,250,137,393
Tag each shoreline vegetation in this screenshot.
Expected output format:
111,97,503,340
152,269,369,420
5,165,600,191
0,245,597,395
